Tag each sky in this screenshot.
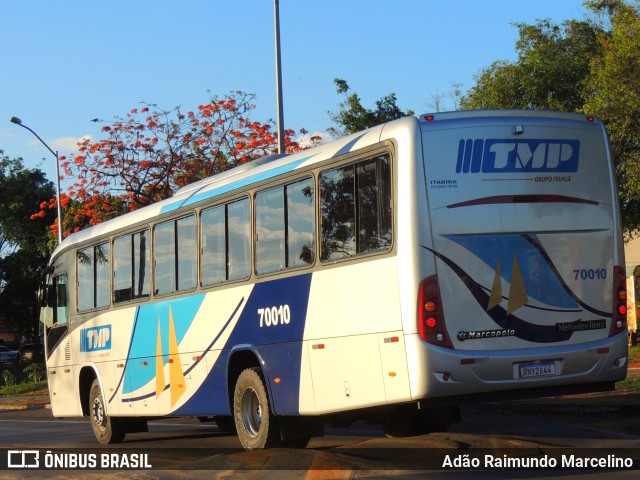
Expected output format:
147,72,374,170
1,0,590,185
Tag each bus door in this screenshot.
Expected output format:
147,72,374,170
42,272,80,415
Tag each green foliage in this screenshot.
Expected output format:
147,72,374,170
460,60,524,110
583,1,640,237
22,363,45,383
0,381,47,396
329,78,414,136
2,369,16,387
0,156,56,256
0,361,47,395
461,19,602,111
0,155,56,340
460,1,640,238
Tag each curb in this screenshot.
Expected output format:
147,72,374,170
470,400,640,418
0,403,50,411
0,398,50,411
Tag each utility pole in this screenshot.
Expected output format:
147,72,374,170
274,0,285,154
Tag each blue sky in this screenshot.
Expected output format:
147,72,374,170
1,0,589,184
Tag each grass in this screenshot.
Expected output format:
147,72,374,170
0,381,47,396
618,377,640,390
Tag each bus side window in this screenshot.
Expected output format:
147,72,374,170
154,215,197,296
77,243,110,311
255,178,315,275
114,230,150,303
228,199,251,280
320,154,392,261
256,187,286,274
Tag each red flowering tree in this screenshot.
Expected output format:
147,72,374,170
35,91,321,238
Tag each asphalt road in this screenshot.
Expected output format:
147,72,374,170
1,387,640,479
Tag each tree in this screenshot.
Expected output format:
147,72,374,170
0,156,56,256
34,91,321,236
329,78,414,136
583,0,640,236
461,19,602,111
0,154,56,341
459,1,640,238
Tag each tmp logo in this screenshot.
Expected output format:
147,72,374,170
456,139,580,174
8,450,39,468
80,325,112,352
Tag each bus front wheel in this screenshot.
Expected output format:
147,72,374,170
89,379,125,444
233,368,279,449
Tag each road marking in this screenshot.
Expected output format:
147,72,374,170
304,451,354,480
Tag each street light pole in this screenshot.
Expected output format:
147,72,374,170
274,0,285,155
10,117,64,244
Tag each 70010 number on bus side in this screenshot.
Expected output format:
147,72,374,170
258,305,291,327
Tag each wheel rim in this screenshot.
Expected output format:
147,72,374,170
91,393,107,432
240,387,262,438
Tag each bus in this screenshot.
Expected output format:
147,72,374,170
38,110,628,449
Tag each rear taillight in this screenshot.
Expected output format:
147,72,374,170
610,265,627,337
418,275,453,348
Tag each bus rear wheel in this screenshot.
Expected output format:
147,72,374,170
233,368,279,449
89,379,125,444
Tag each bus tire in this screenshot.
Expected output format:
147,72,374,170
233,368,279,449
89,379,125,444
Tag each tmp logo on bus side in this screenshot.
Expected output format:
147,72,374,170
80,325,112,352
456,139,580,174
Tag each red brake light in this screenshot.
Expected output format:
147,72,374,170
418,275,453,348
610,266,627,337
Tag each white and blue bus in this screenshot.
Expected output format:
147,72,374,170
39,110,628,449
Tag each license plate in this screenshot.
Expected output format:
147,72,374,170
518,361,556,379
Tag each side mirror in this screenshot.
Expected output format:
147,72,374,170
37,284,49,307
37,266,53,307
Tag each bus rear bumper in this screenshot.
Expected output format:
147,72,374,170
404,333,628,401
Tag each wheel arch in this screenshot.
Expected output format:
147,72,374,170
78,364,101,417
226,345,276,413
